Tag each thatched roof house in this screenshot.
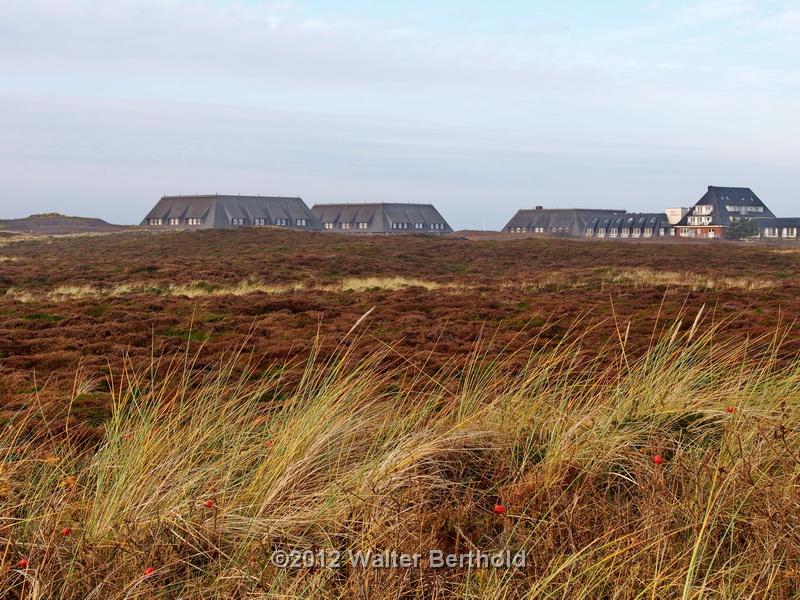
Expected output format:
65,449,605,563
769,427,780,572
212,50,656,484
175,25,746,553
141,195,321,230
311,203,452,233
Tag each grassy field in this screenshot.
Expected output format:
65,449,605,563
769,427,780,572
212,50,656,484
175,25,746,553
1,229,799,597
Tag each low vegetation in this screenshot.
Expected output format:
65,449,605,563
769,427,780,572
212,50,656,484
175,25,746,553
1,315,799,598
3,277,449,303
610,268,776,291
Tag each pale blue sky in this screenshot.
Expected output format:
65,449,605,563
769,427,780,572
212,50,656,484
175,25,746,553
1,0,798,229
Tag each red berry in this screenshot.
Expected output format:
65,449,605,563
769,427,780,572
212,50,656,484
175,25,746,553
652,454,664,465
17,557,29,569
266,440,274,448
726,406,735,414
203,499,214,509
144,566,155,577
493,504,506,515
61,527,72,537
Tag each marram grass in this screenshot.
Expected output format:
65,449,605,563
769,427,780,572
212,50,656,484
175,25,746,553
1,317,799,599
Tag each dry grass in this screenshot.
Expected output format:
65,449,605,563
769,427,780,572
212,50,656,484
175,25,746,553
610,268,776,291
1,316,799,598
3,277,450,303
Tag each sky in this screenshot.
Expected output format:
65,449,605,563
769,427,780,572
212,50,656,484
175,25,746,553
1,0,798,230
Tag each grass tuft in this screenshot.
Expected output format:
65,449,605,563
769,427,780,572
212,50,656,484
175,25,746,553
1,318,798,598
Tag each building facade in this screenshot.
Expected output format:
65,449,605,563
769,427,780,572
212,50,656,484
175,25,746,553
673,186,775,239
141,195,321,230
503,208,625,236
311,203,452,234
584,213,673,239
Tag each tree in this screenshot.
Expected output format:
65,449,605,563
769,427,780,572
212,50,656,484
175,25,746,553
727,218,760,240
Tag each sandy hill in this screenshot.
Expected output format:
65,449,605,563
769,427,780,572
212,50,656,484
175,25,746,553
0,213,130,235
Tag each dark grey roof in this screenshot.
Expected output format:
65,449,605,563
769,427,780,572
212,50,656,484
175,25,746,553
311,203,452,233
753,217,800,228
141,195,321,230
504,208,625,235
676,186,775,227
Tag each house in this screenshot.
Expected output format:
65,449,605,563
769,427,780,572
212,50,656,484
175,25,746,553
751,217,800,240
673,186,775,239
141,195,321,230
311,203,452,233
586,213,673,239
503,208,624,236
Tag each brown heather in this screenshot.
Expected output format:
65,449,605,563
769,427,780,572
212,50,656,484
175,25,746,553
1,314,799,599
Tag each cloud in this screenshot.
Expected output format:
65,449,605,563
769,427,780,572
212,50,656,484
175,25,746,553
678,0,755,21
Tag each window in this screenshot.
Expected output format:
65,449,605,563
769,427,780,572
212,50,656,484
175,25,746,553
414,223,424,229
783,227,797,238
509,226,527,233
186,218,204,226
148,218,163,226
726,205,763,214
392,222,409,230
694,205,713,215
658,228,666,236
609,228,618,238
621,228,630,238
168,218,180,226
597,228,606,237
323,222,334,230
231,218,247,226
764,228,779,238
688,216,712,226
253,218,267,226
430,223,445,230
296,219,307,227
585,228,594,237
632,228,641,238
357,222,369,229
643,228,653,238
275,218,288,226
340,222,352,229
